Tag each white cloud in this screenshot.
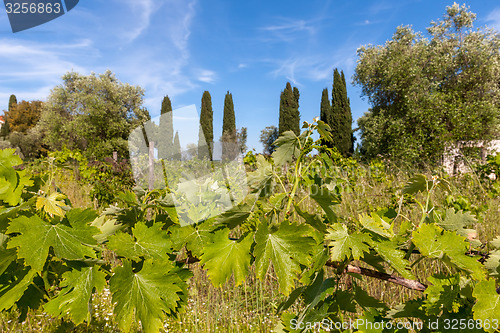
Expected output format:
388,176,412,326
197,69,216,83
486,8,500,32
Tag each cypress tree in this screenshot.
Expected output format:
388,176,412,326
331,69,353,156
1,94,17,138
340,70,353,156
173,131,181,158
278,82,300,136
198,91,213,160
158,96,173,159
8,94,17,112
320,88,332,147
222,91,237,160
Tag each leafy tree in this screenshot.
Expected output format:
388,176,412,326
278,82,300,136
37,70,149,160
222,91,237,160
4,100,43,134
198,91,213,160
173,131,181,158
260,125,279,155
354,3,500,165
8,127,46,160
158,96,173,160
237,127,247,154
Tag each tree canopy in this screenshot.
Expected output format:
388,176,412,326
260,125,279,155
354,3,500,164
5,100,43,134
37,70,149,160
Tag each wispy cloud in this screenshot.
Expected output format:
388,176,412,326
260,18,317,43
121,0,157,42
0,39,90,104
486,8,500,32
268,44,357,86
197,69,216,83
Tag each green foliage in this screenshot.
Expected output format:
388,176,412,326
259,125,279,155
236,126,248,154
1,112,500,333
37,70,149,160
355,4,500,165
279,82,300,136
198,91,214,160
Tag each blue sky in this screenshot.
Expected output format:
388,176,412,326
1,0,500,152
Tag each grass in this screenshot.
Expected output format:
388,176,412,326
1,159,499,332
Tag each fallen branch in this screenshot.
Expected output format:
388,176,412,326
326,261,427,291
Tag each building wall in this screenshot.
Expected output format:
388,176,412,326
443,140,500,175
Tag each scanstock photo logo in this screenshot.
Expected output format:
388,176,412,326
4,0,79,32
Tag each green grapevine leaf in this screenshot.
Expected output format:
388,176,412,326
110,259,187,333
387,299,426,320
107,221,171,261
0,267,36,311
0,247,17,276
44,266,106,325
412,224,485,280
326,223,371,261
472,279,500,332
403,174,430,194
315,120,332,143
439,208,475,231
294,204,327,233
169,221,213,257
272,131,300,166
370,239,415,279
423,274,460,315
484,250,500,276
358,213,393,238
0,149,33,206
215,201,252,228
200,229,253,287
6,212,98,272
255,221,315,295
36,193,69,217
309,184,340,223
0,197,35,232
246,155,273,195
90,215,123,243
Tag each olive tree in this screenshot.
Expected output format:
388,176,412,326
354,3,500,165
37,70,150,159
